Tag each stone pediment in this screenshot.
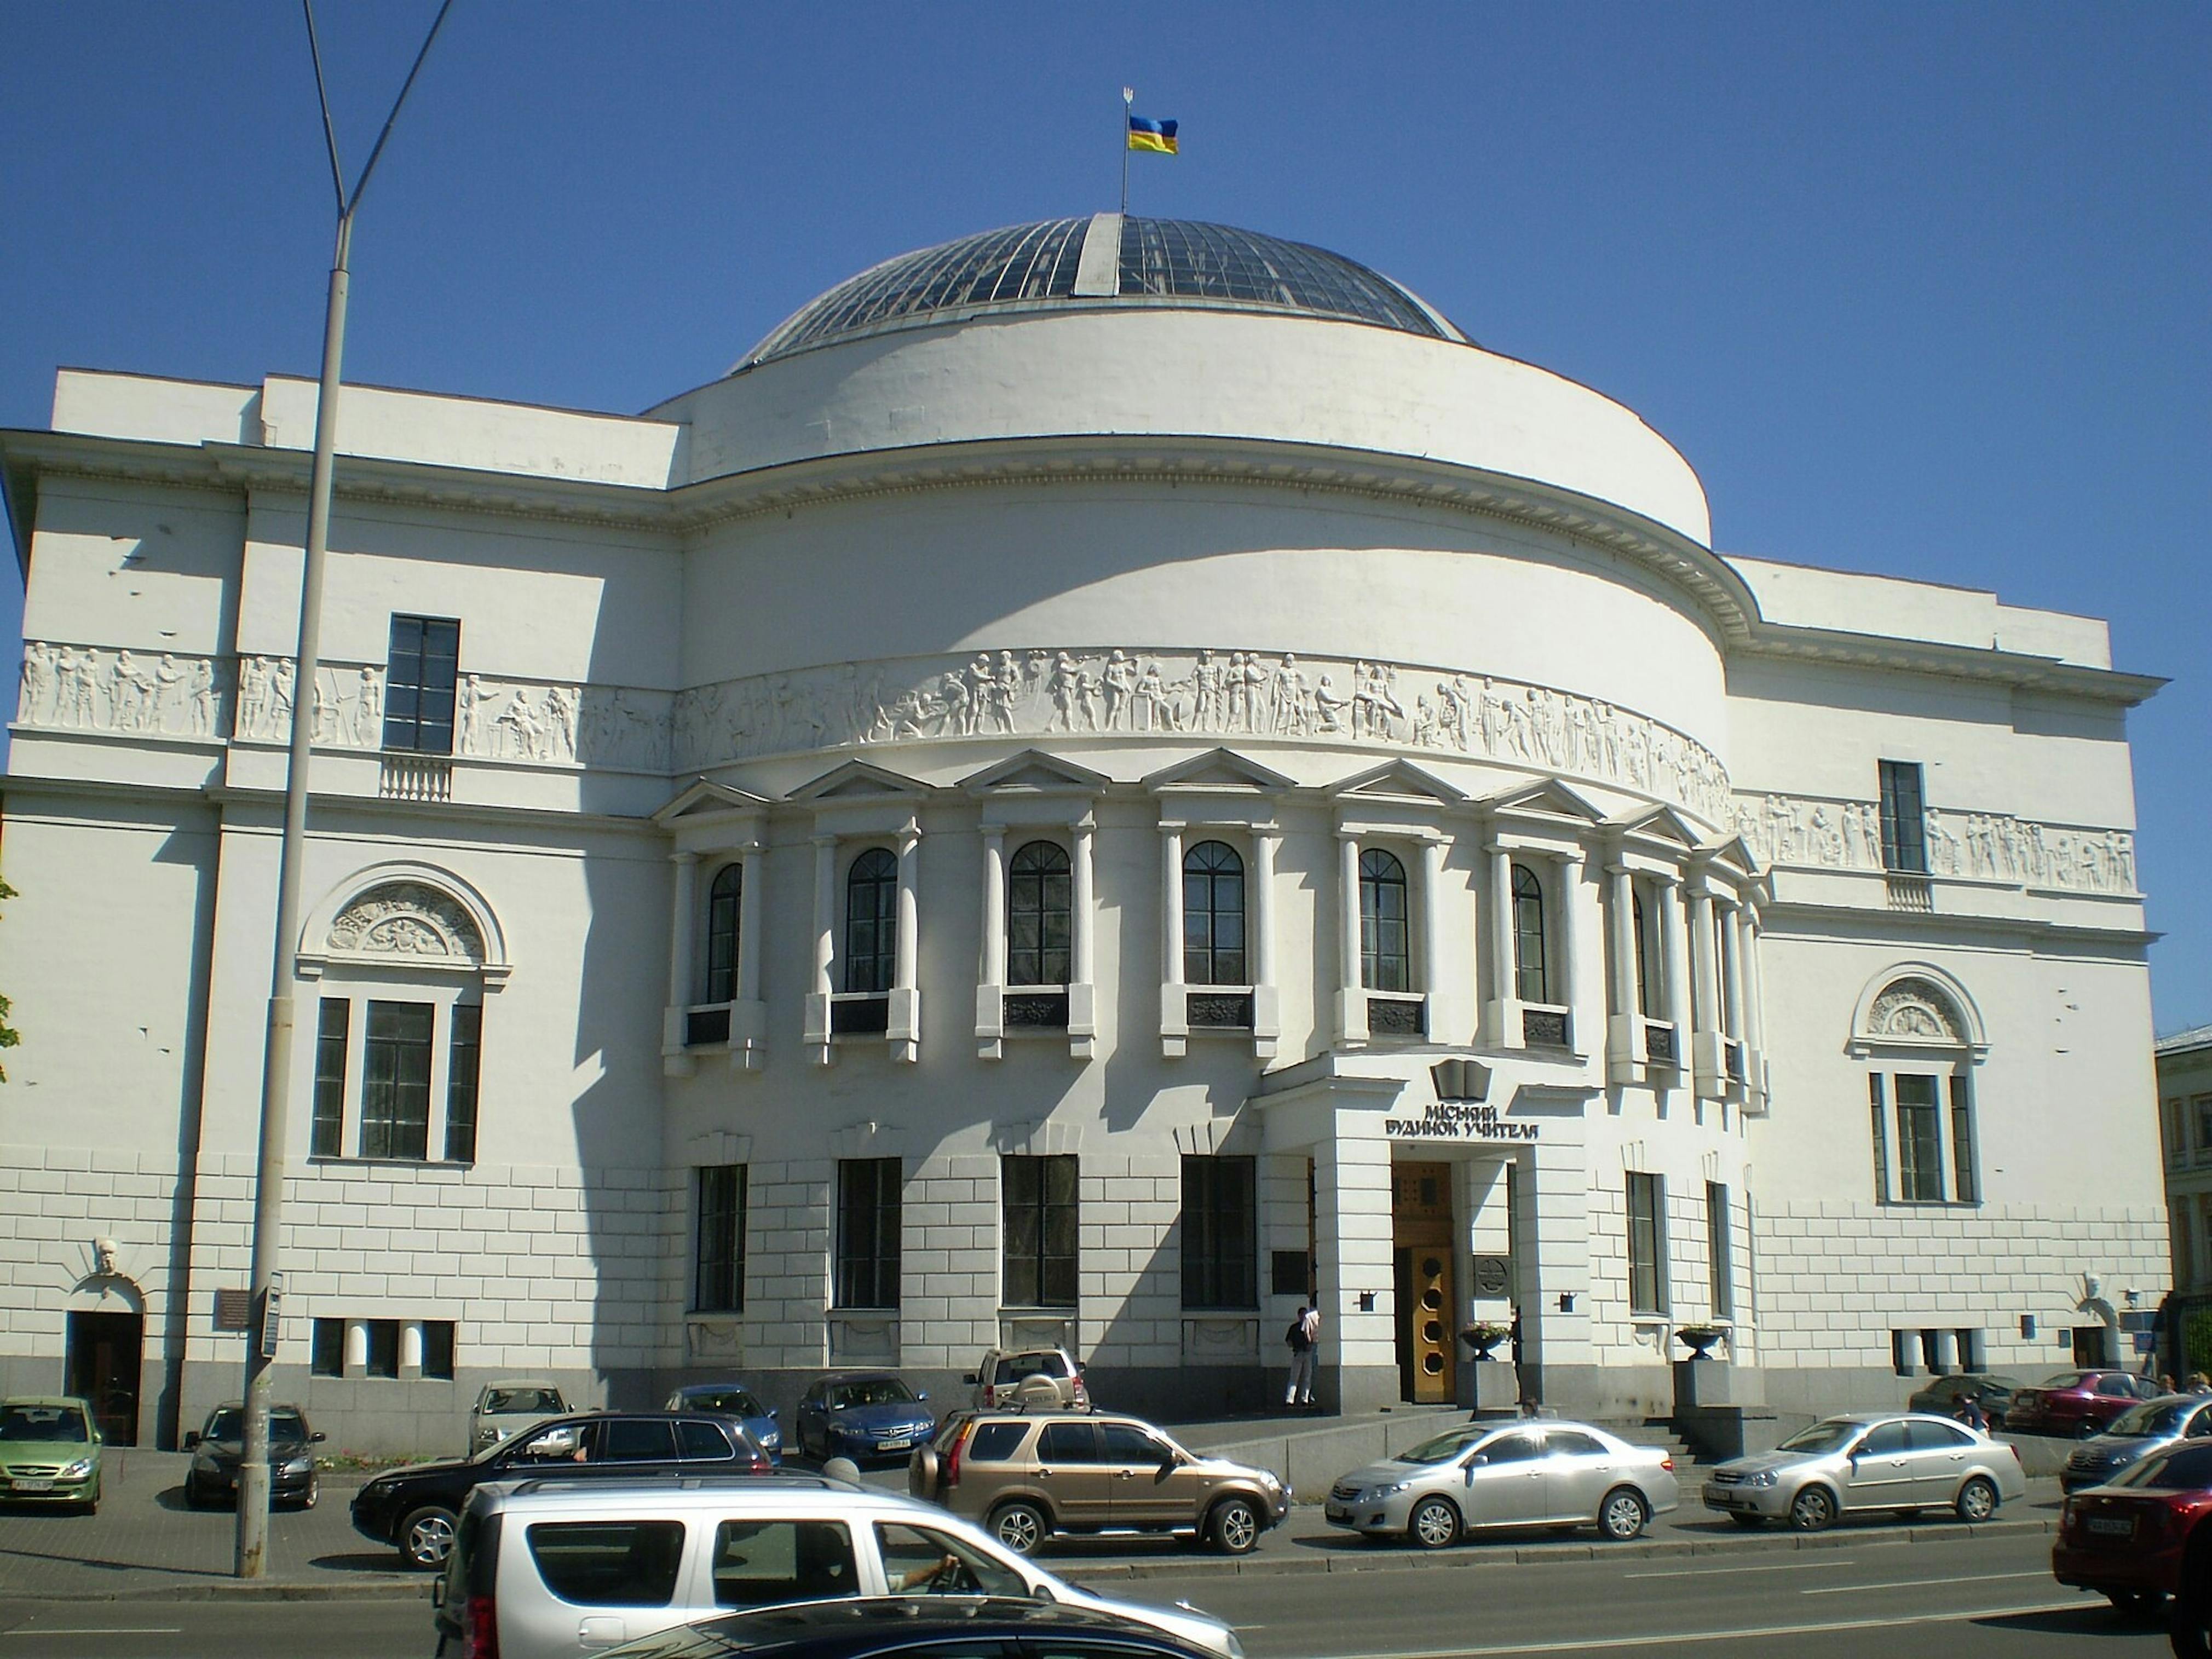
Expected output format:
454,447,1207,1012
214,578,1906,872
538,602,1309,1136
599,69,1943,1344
1701,833,1761,879
787,758,931,803
1485,777,1605,824
1144,748,1295,795
960,750,1111,797
1610,804,1703,850
1330,759,1465,807
651,778,776,827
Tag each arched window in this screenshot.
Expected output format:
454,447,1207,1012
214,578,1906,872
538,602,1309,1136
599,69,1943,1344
1008,841,1072,987
704,863,741,1004
1359,848,1409,992
1512,863,1549,1004
1182,840,1246,986
843,848,898,994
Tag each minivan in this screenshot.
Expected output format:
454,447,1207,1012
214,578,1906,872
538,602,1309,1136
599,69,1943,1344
430,1473,1242,1659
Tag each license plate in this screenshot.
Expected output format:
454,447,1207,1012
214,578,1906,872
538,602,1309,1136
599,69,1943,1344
11,1479,53,1492
2087,1516,2134,1537
1326,1505,1351,1522
879,1437,911,1451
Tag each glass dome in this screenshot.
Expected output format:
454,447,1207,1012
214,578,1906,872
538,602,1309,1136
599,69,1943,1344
740,215,1467,368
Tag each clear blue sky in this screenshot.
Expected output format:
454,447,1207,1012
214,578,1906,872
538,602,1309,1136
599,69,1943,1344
3,2,2206,1028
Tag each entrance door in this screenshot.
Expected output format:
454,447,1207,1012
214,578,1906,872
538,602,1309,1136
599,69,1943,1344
1391,1162,1456,1404
65,1310,141,1446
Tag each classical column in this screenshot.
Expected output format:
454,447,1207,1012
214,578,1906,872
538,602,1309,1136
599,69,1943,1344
807,834,837,1064
1419,838,1446,1041
667,852,699,1013
1720,900,1746,1041
343,1319,367,1373
1160,823,1186,1056
1740,905,1767,1107
1553,850,1585,1049
1605,861,1638,1083
977,825,1006,1059
399,1320,424,1379
734,840,766,1069
1251,826,1280,1057
1658,872,1691,1079
1485,839,1519,1048
1069,815,1097,1057
1688,880,1722,1096
1337,831,1367,1043
890,819,921,1061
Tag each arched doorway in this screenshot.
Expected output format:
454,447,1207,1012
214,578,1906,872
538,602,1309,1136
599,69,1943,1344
66,1276,145,1446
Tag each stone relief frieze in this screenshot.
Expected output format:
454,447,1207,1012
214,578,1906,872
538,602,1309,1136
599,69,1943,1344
1867,978,1965,1044
328,882,484,963
1732,791,2139,896
672,648,1737,825
18,641,224,738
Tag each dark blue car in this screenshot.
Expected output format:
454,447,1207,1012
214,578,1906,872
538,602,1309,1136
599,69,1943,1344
663,1382,784,1465
795,1372,935,1464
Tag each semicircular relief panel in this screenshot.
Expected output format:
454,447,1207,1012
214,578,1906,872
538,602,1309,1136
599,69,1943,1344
327,882,486,966
670,646,1734,826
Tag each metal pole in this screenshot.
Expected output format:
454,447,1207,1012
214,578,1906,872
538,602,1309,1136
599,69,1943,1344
1120,87,1132,216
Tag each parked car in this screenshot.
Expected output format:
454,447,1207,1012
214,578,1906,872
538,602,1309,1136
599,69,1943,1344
470,1379,571,1455
0,1396,102,1513
183,1401,324,1509
794,1374,936,1465
665,1383,784,1465
430,1473,1243,1659
1906,1372,2027,1427
589,1596,1229,1659
911,1408,1288,1556
1701,1411,2026,1531
2060,1394,2212,1493
966,1347,1090,1413
2003,1369,2162,1437
2053,1439,2212,1616
354,1410,771,1568
1325,1419,1678,1547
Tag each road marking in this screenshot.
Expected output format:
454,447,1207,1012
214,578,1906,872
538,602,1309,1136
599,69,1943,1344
1626,1558,1857,1579
1268,1600,2088,1657
1800,1568,2049,1595
4,1631,185,1638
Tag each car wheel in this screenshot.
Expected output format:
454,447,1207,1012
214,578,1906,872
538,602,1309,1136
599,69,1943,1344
183,1478,208,1511
299,1475,319,1511
1209,1495,1263,1555
1598,1487,1650,1542
1727,1513,1765,1529
1788,1485,1837,1532
989,1501,1049,1557
1954,1475,1998,1524
1408,1495,1460,1550
400,1505,459,1570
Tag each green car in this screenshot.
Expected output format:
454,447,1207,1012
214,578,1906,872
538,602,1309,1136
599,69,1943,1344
0,1396,102,1513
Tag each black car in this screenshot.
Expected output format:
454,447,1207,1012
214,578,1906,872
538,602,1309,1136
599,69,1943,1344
350,1411,771,1568
1906,1372,2026,1427
596,1595,1221,1658
183,1402,325,1510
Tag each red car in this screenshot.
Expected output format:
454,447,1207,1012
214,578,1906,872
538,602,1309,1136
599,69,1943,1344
2054,1441,2212,1616
2003,1369,2161,1437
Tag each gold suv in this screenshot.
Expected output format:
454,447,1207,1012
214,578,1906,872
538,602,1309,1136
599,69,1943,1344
909,1409,1289,1556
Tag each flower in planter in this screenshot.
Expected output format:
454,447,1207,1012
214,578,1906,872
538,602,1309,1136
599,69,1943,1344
1460,1321,1512,1351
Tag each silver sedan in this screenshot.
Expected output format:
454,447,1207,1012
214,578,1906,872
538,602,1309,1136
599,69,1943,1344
1701,1411,2027,1531
1326,1420,1680,1548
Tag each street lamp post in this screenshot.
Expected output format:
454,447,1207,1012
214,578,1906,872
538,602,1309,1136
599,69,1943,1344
235,0,454,1579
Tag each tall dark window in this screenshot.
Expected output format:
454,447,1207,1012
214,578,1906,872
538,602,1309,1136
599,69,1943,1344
1182,840,1246,985
1949,1075,1979,1204
1512,863,1549,1004
310,999,350,1159
310,1318,345,1377
1002,1155,1078,1308
1180,1155,1257,1310
421,1320,456,1380
444,1001,481,1164
1896,1074,1944,1202
1706,1181,1733,1320
843,848,898,994
704,863,742,1004
364,1318,400,1379
1358,848,1409,992
360,1001,433,1160
1869,1075,1891,1203
381,615,460,754
1626,1172,1668,1315
1632,892,1660,1018
694,1164,747,1313
836,1158,902,1310
1878,761,1927,873
1007,842,1073,987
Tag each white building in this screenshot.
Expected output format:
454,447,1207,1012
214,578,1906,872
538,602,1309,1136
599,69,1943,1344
0,215,2169,1451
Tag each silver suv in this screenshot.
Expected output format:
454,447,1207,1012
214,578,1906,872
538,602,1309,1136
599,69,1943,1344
966,1347,1089,1412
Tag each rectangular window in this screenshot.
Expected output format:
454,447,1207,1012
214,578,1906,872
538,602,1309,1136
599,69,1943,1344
364,1318,400,1379
421,1320,456,1380
1633,891,1660,1019
1180,1155,1258,1310
1878,760,1927,873
445,1002,481,1164
1001,1154,1078,1309
310,1317,345,1377
1949,1074,1978,1204
1891,1329,1915,1376
310,999,350,1159
694,1165,747,1314
382,615,461,754
1956,1328,1985,1372
1706,1181,1733,1321
2196,1096,2212,1159
360,1001,434,1160
834,1158,902,1311
1869,1074,1891,1203
1919,1328,1950,1374
1896,1074,1944,1202
1626,1172,1668,1316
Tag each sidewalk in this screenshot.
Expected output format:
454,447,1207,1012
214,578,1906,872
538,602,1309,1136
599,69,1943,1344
0,1438,2068,1603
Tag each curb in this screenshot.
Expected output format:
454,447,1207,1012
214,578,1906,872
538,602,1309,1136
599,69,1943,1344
9,1580,433,1604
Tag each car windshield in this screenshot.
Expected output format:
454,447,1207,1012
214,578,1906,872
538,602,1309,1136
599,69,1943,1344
2107,1399,2194,1438
831,1379,916,1409
2035,1372,2094,1390
687,1390,765,1418
0,1405,89,1443
1399,1427,1489,1465
1776,1420,1860,1455
201,1408,307,1442
2117,1445,2212,1491
482,1387,564,1415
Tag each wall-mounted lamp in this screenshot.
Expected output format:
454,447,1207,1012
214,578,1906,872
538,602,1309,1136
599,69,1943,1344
1558,1293,1576,1314
1357,1291,1377,1312
2019,1315,2037,1340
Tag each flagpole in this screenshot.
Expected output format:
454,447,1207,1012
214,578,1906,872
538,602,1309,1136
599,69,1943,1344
1120,86,1133,215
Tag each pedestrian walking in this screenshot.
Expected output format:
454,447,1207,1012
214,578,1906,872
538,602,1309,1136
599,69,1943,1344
1284,1303,1319,1407
1952,1393,1988,1432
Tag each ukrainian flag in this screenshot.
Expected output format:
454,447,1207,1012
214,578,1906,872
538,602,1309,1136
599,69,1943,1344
1127,116,1179,155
